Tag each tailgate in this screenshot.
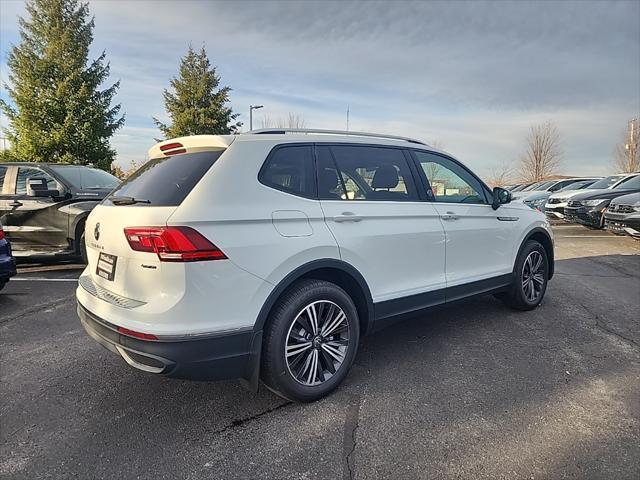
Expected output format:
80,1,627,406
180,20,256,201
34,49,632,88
84,204,180,304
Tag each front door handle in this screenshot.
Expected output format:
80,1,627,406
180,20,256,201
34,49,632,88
333,212,362,223
9,201,23,208
440,211,460,221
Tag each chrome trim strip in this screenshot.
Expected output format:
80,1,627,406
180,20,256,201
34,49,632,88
115,346,165,374
79,275,146,309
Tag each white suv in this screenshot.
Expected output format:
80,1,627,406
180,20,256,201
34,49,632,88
77,129,554,402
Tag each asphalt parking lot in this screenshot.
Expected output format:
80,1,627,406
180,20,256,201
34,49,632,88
1,225,639,480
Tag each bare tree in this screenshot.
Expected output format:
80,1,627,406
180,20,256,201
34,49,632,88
517,121,563,182
485,160,516,188
260,113,306,129
613,118,639,173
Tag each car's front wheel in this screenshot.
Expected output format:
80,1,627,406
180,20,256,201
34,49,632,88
261,279,360,402
497,239,549,311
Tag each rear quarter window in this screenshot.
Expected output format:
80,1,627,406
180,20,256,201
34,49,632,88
258,145,315,198
106,151,223,206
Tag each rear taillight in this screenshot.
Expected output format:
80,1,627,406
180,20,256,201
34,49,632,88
123,226,227,262
0,228,4,241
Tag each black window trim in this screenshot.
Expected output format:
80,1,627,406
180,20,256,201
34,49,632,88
258,142,490,204
408,148,492,205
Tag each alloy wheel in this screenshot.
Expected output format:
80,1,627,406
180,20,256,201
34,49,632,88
522,250,545,302
284,300,350,386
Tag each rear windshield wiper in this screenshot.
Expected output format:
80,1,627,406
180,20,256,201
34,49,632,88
110,195,151,206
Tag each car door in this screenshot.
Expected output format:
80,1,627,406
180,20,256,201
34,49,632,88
411,150,518,290
2,166,67,253
317,144,446,309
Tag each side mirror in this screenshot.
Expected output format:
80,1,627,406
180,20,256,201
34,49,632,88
492,187,511,210
27,177,59,198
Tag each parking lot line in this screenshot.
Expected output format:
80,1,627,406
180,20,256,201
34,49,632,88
555,235,620,238
11,278,79,282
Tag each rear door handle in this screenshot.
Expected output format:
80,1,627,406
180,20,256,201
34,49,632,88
440,211,460,221
333,212,362,223
9,201,23,208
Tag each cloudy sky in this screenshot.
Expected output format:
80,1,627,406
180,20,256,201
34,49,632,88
1,0,639,177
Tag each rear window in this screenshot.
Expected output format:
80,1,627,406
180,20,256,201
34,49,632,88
106,151,223,206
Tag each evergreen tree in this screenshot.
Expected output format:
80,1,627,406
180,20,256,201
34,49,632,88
0,0,124,170
154,46,241,138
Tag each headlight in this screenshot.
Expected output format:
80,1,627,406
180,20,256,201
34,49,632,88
525,198,546,210
583,199,606,206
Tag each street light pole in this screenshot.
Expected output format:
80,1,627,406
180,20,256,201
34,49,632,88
249,105,264,131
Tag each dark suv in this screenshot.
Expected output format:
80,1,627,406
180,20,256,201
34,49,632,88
0,163,119,260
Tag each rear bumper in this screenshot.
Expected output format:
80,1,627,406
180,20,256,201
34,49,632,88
77,301,256,381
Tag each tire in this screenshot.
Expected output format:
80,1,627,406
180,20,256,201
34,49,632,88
261,279,360,402
79,233,87,264
498,240,549,311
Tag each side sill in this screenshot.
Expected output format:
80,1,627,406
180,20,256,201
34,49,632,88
371,274,512,333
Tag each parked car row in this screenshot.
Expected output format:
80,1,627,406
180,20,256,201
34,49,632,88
507,173,640,238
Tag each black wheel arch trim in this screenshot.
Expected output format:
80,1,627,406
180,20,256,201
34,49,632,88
519,227,555,279
253,258,374,334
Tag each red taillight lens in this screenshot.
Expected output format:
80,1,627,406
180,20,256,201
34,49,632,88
123,226,227,262
0,228,5,241
117,326,158,341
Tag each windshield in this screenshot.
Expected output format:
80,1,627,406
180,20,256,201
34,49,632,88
614,174,640,190
535,180,558,190
560,180,594,191
588,175,626,189
521,182,542,191
51,166,120,189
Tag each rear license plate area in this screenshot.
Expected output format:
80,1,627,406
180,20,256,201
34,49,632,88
96,252,117,281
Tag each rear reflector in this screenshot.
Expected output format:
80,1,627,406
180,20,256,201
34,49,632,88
123,226,227,262
117,326,158,341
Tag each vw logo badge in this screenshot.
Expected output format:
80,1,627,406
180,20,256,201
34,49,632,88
94,222,100,241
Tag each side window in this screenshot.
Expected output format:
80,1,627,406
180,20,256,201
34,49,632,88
16,167,56,195
259,145,314,197
0,166,7,193
328,145,419,201
413,151,487,204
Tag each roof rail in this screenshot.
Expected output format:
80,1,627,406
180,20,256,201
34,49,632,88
248,128,428,146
